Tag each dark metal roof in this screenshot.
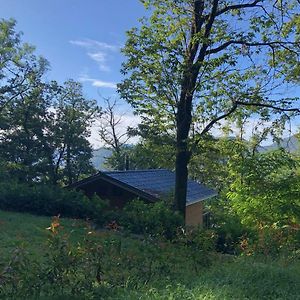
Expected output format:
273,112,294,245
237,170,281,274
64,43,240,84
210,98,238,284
102,169,217,205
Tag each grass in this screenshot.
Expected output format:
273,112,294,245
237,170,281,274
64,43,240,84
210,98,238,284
109,257,300,300
0,209,300,299
0,209,88,262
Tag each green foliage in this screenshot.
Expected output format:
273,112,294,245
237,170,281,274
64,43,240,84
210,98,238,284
0,181,108,223
189,136,247,189
119,0,300,211
0,20,99,185
0,212,213,298
227,149,300,227
174,227,217,271
104,144,132,171
208,197,251,254
52,79,99,184
0,18,48,113
0,79,99,185
120,199,183,238
207,148,300,255
104,138,175,171
241,224,300,257
120,0,300,149
0,210,300,299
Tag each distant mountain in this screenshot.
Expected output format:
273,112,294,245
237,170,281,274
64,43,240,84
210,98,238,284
258,135,299,153
91,148,112,170
91,136,299,170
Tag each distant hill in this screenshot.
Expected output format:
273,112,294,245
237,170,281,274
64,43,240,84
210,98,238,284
91,148,112,170
258,135,299,153
91,136,299,170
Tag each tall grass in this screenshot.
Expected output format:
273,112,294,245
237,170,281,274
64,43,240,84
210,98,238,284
0,210,299,299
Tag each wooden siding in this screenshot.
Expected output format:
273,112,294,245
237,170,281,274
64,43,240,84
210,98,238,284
185,201,203,227
76,179,139,208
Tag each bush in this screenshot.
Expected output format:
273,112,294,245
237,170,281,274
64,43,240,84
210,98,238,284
0,216,215,299
174,226,217,270
207,198,250,254
120,199,183,238
241,223,300,257
0,181,108,223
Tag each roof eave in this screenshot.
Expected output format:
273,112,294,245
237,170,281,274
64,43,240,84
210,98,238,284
186,192,218,206
69,172,159,203
69,172,218,206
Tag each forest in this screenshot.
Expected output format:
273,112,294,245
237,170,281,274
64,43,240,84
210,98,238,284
1,1,300,299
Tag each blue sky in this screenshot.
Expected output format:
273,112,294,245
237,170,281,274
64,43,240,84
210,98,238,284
0,0,145,102
1,1,299,147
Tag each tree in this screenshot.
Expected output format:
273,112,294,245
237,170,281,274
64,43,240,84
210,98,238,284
0,18,51,182
0,19,48,115
127,138,175,170
0,79,99,185
98,97,132,170
98,99,177,170
227,149,300,227
0,20,99,185
53,80,99,184
119,0,300,217
0,81,53,181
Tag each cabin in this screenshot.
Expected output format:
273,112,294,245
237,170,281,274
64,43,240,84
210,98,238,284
70,169,217,226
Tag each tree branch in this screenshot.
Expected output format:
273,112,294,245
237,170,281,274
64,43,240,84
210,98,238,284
200,101,238,136
195,99,300,146
216,0,262,17
195,0,219,66
206,40,299,55
235,100,300,113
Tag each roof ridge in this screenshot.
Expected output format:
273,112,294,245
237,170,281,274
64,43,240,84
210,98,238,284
102,169,170,174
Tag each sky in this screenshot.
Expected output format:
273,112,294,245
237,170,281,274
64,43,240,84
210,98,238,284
1,1,299,148
0,0,145,101
0,0,146,147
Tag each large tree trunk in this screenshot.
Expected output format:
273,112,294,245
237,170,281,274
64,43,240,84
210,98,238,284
173,1,207,217
66,144,72,185
174,90,193,218
174,142,190,217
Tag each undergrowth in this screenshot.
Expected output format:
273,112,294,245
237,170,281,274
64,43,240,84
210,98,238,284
0,210,299,299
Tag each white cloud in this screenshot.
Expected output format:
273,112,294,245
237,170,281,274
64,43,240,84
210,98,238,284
89,114,141,149
70,40,93,48
87,52,106,62
79,75,117,89
69,39,119,52
92,80,117,89
87,52,110,71
70,39,119,71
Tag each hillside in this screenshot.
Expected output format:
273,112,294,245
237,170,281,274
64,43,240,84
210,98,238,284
91,147,112,170
259,135,299,153
1,210,300,299
91,136,300,170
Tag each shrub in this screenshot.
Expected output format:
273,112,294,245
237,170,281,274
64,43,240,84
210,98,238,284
208,198,250,254
120,199,183,238
174,227,217,270
0,215,216,299
0,181,108,223
242,223,300,257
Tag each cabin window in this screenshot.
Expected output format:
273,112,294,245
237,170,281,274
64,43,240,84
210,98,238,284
203,211,211,228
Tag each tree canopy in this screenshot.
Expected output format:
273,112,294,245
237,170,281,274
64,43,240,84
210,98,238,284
119,0,300,216
0,19,99,185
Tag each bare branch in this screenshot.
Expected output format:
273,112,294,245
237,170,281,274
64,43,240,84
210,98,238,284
98,96,132,151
